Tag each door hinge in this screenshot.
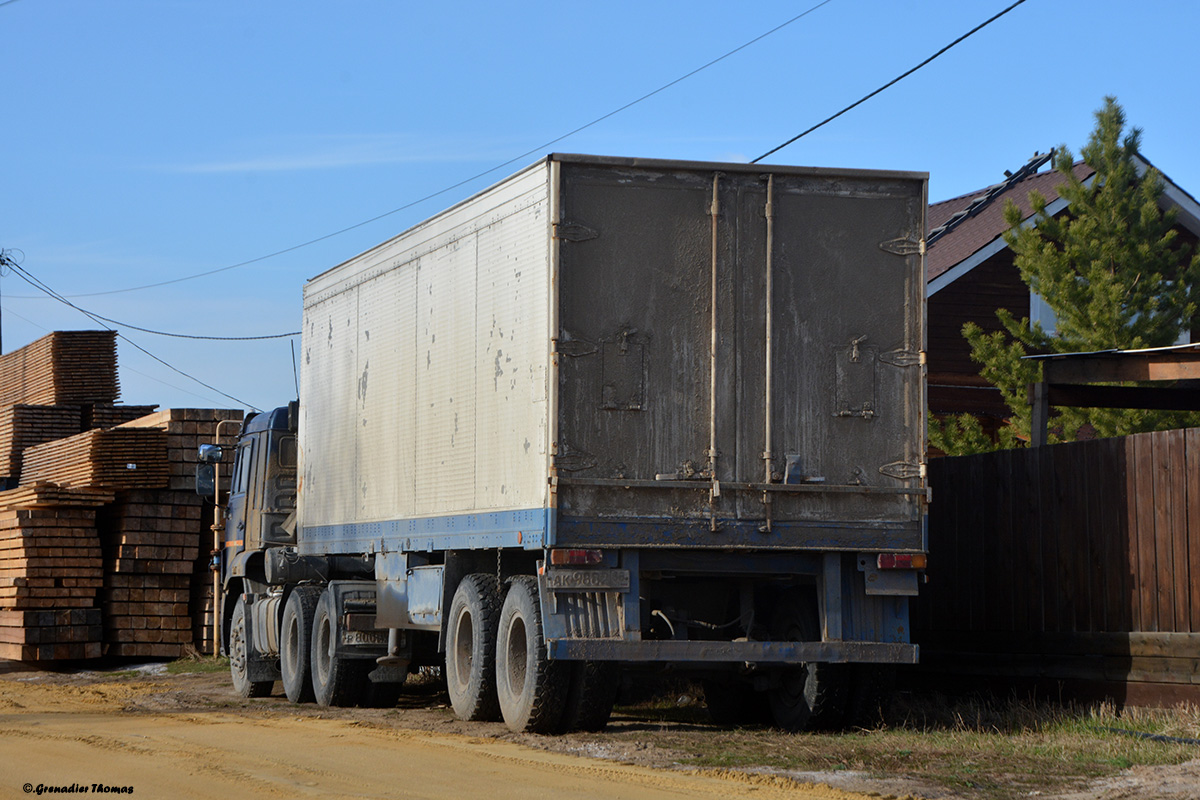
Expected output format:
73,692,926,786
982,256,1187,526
553,222,599,242
879,460,925,481
879,237,925,257
879,349,925,368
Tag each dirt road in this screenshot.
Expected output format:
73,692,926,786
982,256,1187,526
0,668,866,800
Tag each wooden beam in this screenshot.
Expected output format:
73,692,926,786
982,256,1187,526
1042,353,1200,384
1045,383,1200,411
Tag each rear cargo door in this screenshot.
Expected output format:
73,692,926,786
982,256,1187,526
553,158,925,549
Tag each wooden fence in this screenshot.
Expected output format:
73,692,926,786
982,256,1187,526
915,428,1200,699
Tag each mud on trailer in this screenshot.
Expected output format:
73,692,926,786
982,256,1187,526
197,154,929,733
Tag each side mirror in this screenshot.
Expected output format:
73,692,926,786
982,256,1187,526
198,444,224,464
196,463,216,497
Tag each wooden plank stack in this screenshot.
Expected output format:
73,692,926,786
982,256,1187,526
0,331,244,662
21,428,169,490
0,331,119,407
0,405,83,482
0,485,114,660
99,489,204,657
83,404,158,431
111,409,242,656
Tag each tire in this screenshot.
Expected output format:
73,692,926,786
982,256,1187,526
767,589,849,732
230,595,272,698
310,588,368,707
445,574,503,722
702,678,771,727
280,587,321,704
495,576,568,733
558,661,620,732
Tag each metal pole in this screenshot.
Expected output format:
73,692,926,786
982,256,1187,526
708,174,721,530
763,174,775,483
211,418,240,656
762,175,775,532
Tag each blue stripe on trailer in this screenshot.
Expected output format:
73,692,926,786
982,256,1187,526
298,507,552,555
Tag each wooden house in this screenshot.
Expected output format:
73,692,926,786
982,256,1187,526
925,152,1200,436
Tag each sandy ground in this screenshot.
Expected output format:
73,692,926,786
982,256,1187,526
0,666,878,800
2,664,1198,800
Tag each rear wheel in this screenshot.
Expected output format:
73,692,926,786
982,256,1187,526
445,574,503,721
558,661,620,732
310,588,367,707
281,587,320,703
496,576,568,733
230,595,272,698
767,589,849,731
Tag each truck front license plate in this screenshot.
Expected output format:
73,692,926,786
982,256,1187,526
342,630,387,646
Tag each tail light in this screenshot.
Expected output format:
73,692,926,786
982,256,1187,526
878,553,927,570
549,548,604,566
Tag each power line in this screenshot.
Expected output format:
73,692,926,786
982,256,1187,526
83,311,298,341
5,261,262,411
752,0,1028,163
38,0,836,299
2,245,297,339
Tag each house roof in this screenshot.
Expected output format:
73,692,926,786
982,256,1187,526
927,152,1200,293
927,156,1093,283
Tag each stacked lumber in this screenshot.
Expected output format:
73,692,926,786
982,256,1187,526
21,428,168,490
99,490,204,658
115,409,243,655
0,405,83,482
0,484,113,660
0,331,118,407
83,404,158,431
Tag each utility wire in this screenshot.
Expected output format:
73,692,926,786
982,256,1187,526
1,248,298,339
752,0,1028,163
4,261,262,411
37,0,835,299
83,311,298,341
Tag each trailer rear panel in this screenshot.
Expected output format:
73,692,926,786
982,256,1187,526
553,157,927,551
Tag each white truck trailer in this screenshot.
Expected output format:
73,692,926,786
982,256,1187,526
200,153,930,733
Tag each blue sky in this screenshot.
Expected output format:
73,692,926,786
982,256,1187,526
2,0,1197,412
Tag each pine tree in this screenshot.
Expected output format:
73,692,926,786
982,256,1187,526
931,97,1200,455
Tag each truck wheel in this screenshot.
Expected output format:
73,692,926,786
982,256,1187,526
280,587,321,703
495,576,568,733
445,574,503,721
310,588,367,707
558,661,619,732
767,589,849,731
230,596,272,698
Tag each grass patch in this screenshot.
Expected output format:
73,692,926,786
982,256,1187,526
166,656,230,675
618,688,1200,800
